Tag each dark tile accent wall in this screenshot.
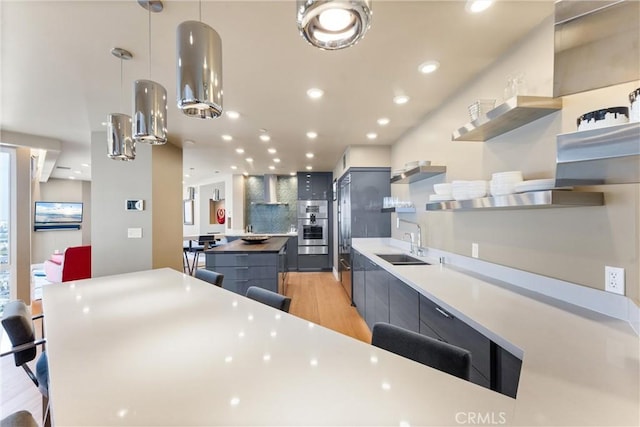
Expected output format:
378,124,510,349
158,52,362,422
245,176,297,233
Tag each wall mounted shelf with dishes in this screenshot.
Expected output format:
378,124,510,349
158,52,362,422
381,207,416,213
425,190,604,211
555,122,640,186
390,165,447,184
452,96,563,142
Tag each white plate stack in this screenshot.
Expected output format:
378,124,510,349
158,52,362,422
490,171,523,196
430,183,453,202
451,180,488,201
513,178,556,193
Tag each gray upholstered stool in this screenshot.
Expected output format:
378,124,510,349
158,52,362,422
194,269,224,287
246,286,291,312
371,322,471,380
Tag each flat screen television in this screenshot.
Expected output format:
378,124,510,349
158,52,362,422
34,201,83,225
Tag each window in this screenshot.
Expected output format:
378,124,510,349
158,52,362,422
0,147,13,315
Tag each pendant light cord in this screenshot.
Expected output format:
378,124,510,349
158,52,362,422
148,5,152,79
199,0,202,22
119,58,124,111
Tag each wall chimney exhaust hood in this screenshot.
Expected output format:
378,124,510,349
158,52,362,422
255,174,288,205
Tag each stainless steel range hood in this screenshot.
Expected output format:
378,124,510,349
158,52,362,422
256,174,288,205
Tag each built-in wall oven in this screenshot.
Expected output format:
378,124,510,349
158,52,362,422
297,200,328,255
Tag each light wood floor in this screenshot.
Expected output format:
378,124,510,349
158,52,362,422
0,273,370,425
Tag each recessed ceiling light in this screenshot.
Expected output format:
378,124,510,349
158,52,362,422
68,176,76,180
393,95,410,105
259,134,271,142
268,165,275,170
306,152,314,158
235,148,245,154
377,117,390,126
184,139,195,145
268,148,277,154
306,165,313,170
366,132,377,140
184,174,191,178
273,158,281,163
306,131,318,139
231,165,238,170
101,121,108,126
290,172,296,176
243,172,249,176
74,170,81,174
226,110,240,119
246,157,254,163
222,134,233,141
418,60,440,74
307,88,324,99
466,0,493,13
81,163,91,167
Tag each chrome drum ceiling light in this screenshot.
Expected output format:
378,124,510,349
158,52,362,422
134,0,167,144
108,114,135,160
107,47,135,161
297,0,372,50
177,20,223,118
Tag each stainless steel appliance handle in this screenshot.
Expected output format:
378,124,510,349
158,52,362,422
339,259,351,271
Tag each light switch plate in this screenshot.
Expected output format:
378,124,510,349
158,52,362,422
127,228,142,239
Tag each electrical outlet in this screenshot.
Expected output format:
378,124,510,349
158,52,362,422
471,243,479,259
605,266,625,295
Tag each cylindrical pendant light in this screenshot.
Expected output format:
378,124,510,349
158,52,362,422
133,79,168,144
107,47,135,161
108,114,135,160
134,0,168,144
297,0,372,50
176,3,223,118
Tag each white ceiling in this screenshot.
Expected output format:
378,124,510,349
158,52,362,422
1,0,554,184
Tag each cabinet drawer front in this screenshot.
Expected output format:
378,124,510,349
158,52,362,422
419,320,445,341
389,278,420,333
248,266,277,280
419,295,491,377
209,253,276,267
214,266,250,280
470,366,490,388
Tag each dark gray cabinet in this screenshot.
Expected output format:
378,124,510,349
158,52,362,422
389,277,420,333
352,250,366,318
297,172,332,200
348,168,391,238
495,346,522,398
364,259,389,330
286,237,298,271
353,251,522,398
206,252,278,295
419,295,491,385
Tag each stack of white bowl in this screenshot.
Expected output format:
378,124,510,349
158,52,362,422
490,171,523,196
429,183,453,202
451,180,488,201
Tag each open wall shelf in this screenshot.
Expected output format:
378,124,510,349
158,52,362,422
426,190,604,211
452,96,562,142
391,166,447,184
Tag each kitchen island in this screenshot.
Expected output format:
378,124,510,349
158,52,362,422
204,236,288,295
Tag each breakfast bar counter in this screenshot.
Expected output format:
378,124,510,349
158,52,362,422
42,268,513,426
205,236,289,253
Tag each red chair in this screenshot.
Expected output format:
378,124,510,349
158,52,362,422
43,245,91,283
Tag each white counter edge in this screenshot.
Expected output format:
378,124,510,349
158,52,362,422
355,238,639,336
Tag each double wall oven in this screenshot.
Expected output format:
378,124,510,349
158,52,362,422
297,200,328,255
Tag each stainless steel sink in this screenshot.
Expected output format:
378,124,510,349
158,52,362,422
375,253,430,266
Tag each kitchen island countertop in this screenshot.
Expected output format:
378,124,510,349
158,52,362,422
205,236,288,253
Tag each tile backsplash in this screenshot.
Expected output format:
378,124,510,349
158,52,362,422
245,176,297,233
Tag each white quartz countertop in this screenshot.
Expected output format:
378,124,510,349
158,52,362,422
42,268,513,426
352,238,640,426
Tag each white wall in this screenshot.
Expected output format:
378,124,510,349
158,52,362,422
91,132,183,276
390,16,640,302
